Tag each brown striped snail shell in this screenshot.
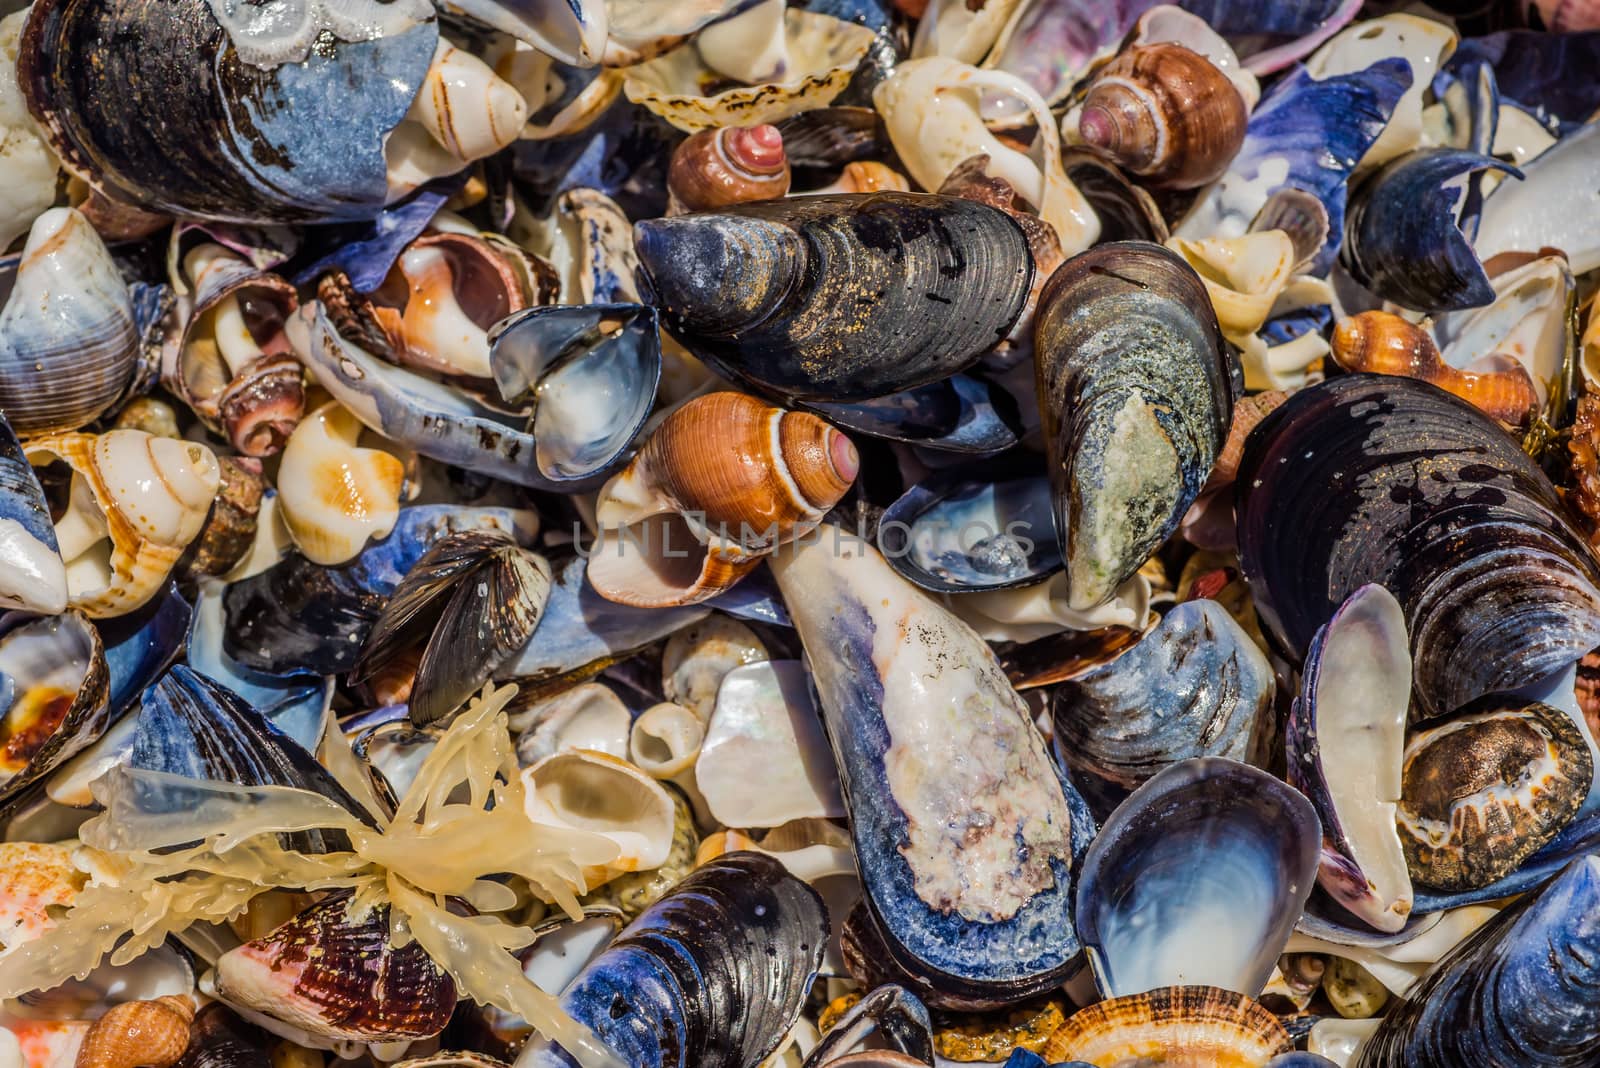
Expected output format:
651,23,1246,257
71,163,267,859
1330,310,1541,428
74,996,195,1068
1076,43,1248,191
667,125,791,214
586,391,857,608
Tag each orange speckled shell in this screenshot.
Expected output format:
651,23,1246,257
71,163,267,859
1041,986,1292,1066
1331,310,1540,427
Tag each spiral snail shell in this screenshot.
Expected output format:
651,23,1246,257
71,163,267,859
1076,43,1248,191
586,391,858,608
667,125,791,214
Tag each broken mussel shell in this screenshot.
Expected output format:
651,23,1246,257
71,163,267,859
1074,43,1250,191
515,851,827,1068
1236,374,1600,717
634,192,1034,403
215,893,457,1042
0,610,109,815
1395,696,1593,892
877,469,1060,593
587,392,858,608
1040,986,1293,1066
355,529,553,726
1033,241,1234,613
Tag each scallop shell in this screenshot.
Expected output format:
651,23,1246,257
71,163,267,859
1040,986,1293,1066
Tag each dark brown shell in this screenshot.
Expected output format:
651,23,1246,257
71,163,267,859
179,455,264,581
213,895,457,1042
1077,43,1248,190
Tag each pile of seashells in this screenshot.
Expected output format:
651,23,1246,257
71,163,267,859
6,0,1600,1064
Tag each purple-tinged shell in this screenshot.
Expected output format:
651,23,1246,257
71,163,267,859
1286,584,1414,934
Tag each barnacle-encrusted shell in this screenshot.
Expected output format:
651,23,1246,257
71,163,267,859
215,895,456,1042
1396,698,1593,891
635,193,1033,403
587,392,856,607
1331,311,1539,427
1236,374,1600,717
25,431,221,617
1033,241,1233,612
1040,986,1293,1066
1075,43,1248,190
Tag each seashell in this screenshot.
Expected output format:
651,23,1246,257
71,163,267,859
774,106,890,170
513,188,638,306
25,430,220,618
931,997,1070,1063
628,702,703,780
584,789,699,920
521,749,676,885
667,126,790,215
441,0,603,67
696,660,846,829
0,610,110,817
660,616,768,723
1039,986,1293,1066
172,1004,274,1068
1235,375,1600,718
180,456,266,582
513,683,632,765
1165,230,1297,344
1304,14,1458,173
0,209,138,437
0,11,59,253
1075,759,1319,999
215,894,456,1042
1355,855,1600,1067
487,302,662,488
275,402,405,568
74,996,195,1068
1330,311,1539,428
1433,254,1576,422
515,852,827,1068
1175,60,1411,276
318,232,530,381
953,569,1152,646
1073,43,1247,191
586,393,856,608
517,905,626,1000
0,414,68,615
385,41,527,191
636,193,1031,403
880,470,1055,599
18,0,438,224
810,161,911,196
498,556,711,700
0,841,85,949
1050,600,1273,816
1322,958,1387,1020
1395,697,1592,892
1127,6,1259,107
355,529,553,726
168,243,303,456
872,57,1100,256
769,529,1092,1005
1342,149,1521,312
802,372,1022,456
1286,585,1414,935
1033,241,1234,612
622,10,875,133
807,985,934,1068
911,0,1021,64
1475,117,1600,277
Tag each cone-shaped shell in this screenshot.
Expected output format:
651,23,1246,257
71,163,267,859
1041,986,1293,1066
1077,43,1248,190
667,126,791,214
214,894,456,1042
635,193,1033,403
587,392,857,607
1033,242,1234,612
1235,374,1600,717
769,528,1093,1006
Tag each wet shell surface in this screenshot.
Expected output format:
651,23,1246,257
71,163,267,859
1040,986,1294,1066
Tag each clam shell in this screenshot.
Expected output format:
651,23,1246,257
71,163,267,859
1041,986,1293,1066
636,193,1032,404
0,611,109,815
1235,374,1600,717
1075,758,1320,999
1033,241,1233,612
0,209,138,436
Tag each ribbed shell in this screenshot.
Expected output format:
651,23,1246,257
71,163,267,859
215,895,456,1041
1033,241,1233,612
634,192,1032,402
1235,374,1600,717
1041,986,1292,1065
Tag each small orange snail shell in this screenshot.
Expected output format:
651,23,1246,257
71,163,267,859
74,996,195,1068
1077,43,1247,190
1331,310,1541,428
587,392,858,607
667,126,791,214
